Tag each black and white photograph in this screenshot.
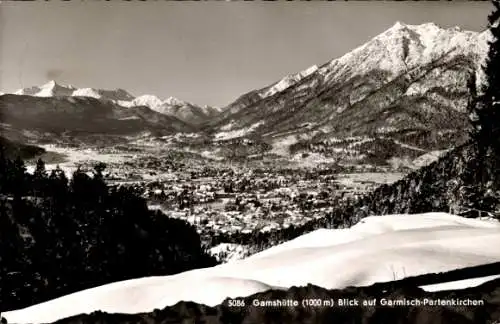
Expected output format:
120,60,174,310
1,1,500,323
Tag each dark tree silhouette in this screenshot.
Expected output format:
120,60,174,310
474,0,500,150
32,158,48,197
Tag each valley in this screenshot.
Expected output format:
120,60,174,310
21,141,406,262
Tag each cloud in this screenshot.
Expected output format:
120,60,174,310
45,68,64,81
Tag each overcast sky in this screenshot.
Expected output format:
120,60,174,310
0,1,493,107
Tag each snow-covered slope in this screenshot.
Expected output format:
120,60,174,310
5,212,500,324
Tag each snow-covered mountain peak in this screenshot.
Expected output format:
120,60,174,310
72,88,102,99
254,21,484,101
131,94,164,109
216,21,490,139
42,80,57,88
387,21,446,34
315,21,488,81
10,81,136,102
164,96,185,106
389,21,408,31
36,80,74,97
204,105,221,112
113,88,135,101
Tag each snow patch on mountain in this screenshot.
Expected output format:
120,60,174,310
117,116,141,121
220,121,236,131
411,149,451,169
270,135,300,156
210,243,250,263
214,121,265,140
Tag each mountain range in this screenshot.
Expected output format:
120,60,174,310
11,80,220,125
0,22,491,166
0,94,195,143
203,22,490,164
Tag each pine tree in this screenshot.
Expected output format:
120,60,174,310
476,0,500,149
463,1,500,219
483,0,500,101
33,159,47,198
48,166,68,200
0,146,7,194
10,156,27,197
93,162,106,181
467,72,481,141
92,162,108,204
33,158,47,179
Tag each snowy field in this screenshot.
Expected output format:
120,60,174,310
335,172,405,189
25,144,133,177
4,212,500,324
214,121,265,140
209,243,250,263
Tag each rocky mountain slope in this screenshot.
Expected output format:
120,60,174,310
9,81,219,125
207,22,491,166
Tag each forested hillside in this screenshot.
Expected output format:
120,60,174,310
0,136,45,160
0,151,218,312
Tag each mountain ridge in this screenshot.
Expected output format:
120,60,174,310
213,21,489,129
195,22,491,167
9,81,218,125
0,94,196,142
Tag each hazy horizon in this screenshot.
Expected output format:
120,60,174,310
0,1,492,107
